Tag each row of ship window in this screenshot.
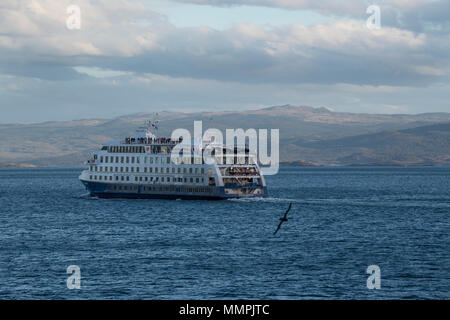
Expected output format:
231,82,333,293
90,166,206,175
90,175,205,184
97,155,251,165
105,146,146,153
110,185,213,193
99,155,170,164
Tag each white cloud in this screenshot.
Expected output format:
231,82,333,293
0,0,446,86
0,0,448,120
0,0,165,56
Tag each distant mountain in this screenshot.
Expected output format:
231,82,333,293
0,162,37,168
0,105,449,167
285,122,450,165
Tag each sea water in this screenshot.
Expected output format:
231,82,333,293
0,167,449,299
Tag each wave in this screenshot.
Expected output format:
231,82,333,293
229,196,450,208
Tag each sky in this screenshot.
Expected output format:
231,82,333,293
0,0,449,122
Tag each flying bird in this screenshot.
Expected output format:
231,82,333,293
273,202,293,235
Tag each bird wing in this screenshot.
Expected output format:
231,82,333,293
273,221,283,235
283,202,293,219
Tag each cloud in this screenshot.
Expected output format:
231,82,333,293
171,0,450,32
0,0,166,56
0,0,449,121
2,72,449,122
170,0,367,16
1,0,447,86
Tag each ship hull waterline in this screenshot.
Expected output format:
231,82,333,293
81,180,268,200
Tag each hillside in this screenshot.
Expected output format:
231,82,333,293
286,122,450,165
0,105,449,166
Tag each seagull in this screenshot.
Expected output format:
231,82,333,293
273,202,293,235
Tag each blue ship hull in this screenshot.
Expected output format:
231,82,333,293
81,180,267,200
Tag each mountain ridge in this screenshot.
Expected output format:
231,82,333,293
1,105,449,167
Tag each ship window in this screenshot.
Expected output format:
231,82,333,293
120,167,123,172
166,168,169,173
150,157,153,164
189,168,192,174
144,168,147,173
130,167,133,173
145,177,148,182
94,175,97,180
167,157,170,164
172,168,175,173
137,157,140,164
121,156,124,163
126,176,129,181
136,167,140,173
196,178,199,183
161,177,165,182
89,175,92,180
105,156,109,163
131,157,135,164
201,168,204,174
116,176,119,181
126,157,129,163
178,168,181,173
149,167,152,173
121,176,124,181
110,176,112,181
100,156,103,163
135,177,138,181
190,178,193,183
155,168,158,173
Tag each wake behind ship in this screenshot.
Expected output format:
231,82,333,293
79,121,267,200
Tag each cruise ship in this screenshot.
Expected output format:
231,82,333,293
79,121,268,200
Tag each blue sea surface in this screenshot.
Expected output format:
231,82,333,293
0,167,449,299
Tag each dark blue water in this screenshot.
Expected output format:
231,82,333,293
0,167,449,299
